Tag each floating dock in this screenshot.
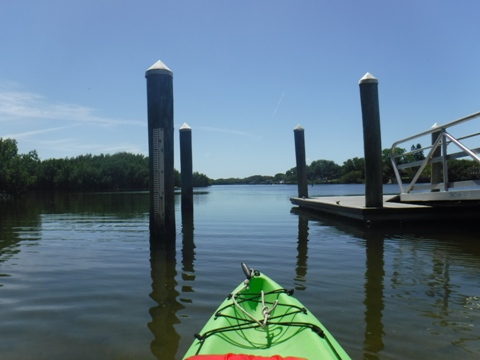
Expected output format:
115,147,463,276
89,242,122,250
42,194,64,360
290,195,480,224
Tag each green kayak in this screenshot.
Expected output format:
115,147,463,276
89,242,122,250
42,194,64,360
183,263,350,360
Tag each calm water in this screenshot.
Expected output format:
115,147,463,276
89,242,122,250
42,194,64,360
0,185,479,359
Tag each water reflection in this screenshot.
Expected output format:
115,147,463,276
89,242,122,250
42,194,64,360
363,234,385,359
427,250,451,313
27,190,151,215
0,191,150,282
0,197,42,279
148,211,197,360
389,237,480,355
180,211,196,302
295,214,309,291
290,207,480,358
149,238,182,359
292,208,387,358
2,188,479,359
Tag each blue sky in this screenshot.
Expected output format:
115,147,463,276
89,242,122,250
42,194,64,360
1,1,479,179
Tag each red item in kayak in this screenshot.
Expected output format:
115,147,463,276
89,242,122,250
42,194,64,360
186,354,307,360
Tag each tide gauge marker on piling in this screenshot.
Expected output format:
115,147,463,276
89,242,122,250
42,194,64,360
145,60,176,238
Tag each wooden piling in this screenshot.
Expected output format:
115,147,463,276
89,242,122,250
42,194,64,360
294,125,308,198
145,60,176,238
180,123,193,213
359,73,383,208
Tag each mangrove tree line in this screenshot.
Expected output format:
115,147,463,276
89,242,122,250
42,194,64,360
2,138,479,196
0,138,212,196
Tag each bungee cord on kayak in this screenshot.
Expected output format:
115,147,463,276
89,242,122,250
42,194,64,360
184,263,351,359
193,288,328,354
232,281,279,328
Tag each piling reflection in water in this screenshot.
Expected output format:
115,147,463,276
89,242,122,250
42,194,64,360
291,208,386,358
181,211,196,300
363,234,385,359
295,214,309,291
148,237,183,359
290,206,480,358
291,208,385,359
429,250,451,311
148,211,196,359
387,232,477,354
2,188,479,359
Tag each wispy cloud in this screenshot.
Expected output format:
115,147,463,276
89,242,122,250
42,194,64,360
3,124,81,140
0,84,147,159
0,88,144,127
272,91,285,118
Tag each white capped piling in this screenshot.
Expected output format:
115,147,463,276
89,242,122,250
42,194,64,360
146,60,176,238
294,125,308,198
179,123,193,213
359,73,383,207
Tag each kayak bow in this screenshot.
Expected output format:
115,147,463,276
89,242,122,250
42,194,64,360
183,263,350,360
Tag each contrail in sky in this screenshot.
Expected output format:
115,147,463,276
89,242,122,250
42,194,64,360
272,91,285,118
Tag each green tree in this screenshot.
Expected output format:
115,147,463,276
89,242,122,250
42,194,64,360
308,159,341,183
285,167,297,183
411,143,425,161
273,173,287,183
339,157,365,183
0,138,39,196
35,153,150,191
387,144,431,183
382,147,409,183
191,172,212,187
174,169,181,188
35,158,68,190
448,159,480,182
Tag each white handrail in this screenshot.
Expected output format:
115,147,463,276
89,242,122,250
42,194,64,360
390,111,480,194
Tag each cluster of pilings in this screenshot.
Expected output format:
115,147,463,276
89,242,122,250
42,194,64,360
145,61,193,244
294,72,383,207
146,59,384,243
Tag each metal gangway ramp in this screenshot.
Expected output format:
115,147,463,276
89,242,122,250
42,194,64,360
390,111,480,203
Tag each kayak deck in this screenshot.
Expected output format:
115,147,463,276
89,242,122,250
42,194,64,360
183,269,350,359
